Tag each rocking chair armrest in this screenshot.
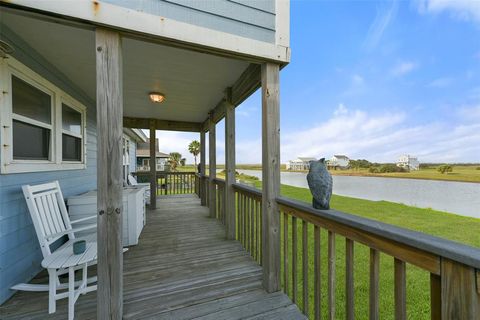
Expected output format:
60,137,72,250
47,224,96,239
71,215,97,224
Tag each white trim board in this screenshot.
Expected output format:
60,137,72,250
2,0,291,63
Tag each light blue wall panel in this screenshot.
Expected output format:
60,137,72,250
0,26,97,304
102,0,276,43
129,140,137,174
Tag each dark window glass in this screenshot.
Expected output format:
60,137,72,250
62,134,82,161
62,104,81,135
13,120,50,160
12,75,51,124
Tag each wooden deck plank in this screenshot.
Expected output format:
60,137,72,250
0,194,304,320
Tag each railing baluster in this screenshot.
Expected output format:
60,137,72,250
283,212,289,295
250,196,254,256
346,238,354,320
292,216,298,304
328,231,336,320
370,248,380,320
302,220,309,317
258,200,262,264
314,225,321,320
430,273,441,320
394,258,406,320
243,194,247,249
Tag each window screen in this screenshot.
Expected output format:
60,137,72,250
13,120,50,160
62,134,82,161
62,104,81,135
12,75,51,124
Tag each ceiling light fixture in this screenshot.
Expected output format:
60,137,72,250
149,92,166,103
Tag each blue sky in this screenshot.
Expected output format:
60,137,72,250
158,0,480,164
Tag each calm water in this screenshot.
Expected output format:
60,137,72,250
236,170,480,219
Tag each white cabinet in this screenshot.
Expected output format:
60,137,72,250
67,187,146,246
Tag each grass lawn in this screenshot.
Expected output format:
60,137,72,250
328,165,480,183
250,181,480,319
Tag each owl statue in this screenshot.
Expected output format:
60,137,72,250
306,158,333,210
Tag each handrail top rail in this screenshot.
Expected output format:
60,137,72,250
232,182,262,197
213,177,226,185
133,171,197,175
277,195,480,270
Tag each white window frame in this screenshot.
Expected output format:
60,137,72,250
0,57,87,174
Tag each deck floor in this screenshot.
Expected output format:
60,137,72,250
0,194,305,319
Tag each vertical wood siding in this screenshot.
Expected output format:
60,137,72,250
0,26,97,304
101,0,276,43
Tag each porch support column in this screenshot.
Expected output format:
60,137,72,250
96,28,123,319
200,130,206,206
149,121,157,209
261,62,281,293
224,88,236,239
208,115,217,218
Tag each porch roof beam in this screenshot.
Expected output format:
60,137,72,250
123,117,202,132
202,63,261,130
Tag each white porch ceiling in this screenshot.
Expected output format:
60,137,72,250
1,10,249,123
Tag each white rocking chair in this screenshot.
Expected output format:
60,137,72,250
12,181,98,312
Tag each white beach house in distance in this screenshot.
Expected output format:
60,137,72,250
397,155,420,171
286,157,316,170
328,155,350,169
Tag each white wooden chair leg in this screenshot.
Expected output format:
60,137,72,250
82,264,87,295
68,267,75,320
48,269,57,314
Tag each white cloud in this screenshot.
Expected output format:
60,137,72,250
279,104,479,163
334,103,348,116
417,0,480,23
364,1,399,50
391,61,418,76
150,105,480,165
428,77,453,88
147,130,200,165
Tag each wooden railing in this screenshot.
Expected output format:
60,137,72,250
133,171,198,195
213,178,226,224
232,183,263,265
205,179,480,319
277,196,480,320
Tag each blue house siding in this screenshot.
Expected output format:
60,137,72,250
102,0,276,43
0,26,97,304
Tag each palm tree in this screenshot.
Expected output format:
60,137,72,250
188,140,200,168
168,152,182,172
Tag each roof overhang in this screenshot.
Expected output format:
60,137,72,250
0,8,261,126
0,0,290,64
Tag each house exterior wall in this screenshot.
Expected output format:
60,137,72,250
0,26,97,304
102,0,276,43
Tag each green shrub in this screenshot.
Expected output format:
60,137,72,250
378,164,406,173
437,165,453,174
368,166,379,173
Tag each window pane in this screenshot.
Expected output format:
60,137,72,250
62,134,82,161
62,104,81,135
13,120,50,160
12,75,51,124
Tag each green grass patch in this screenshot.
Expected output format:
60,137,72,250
247,181,479,318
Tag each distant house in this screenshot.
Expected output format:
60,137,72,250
286,157,317,171
396,155,420,171
327,155,350,169
136,139,170,171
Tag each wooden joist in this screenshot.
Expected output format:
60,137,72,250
123,117,202,132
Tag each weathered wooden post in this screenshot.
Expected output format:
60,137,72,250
208,115,217,218
149,121,157,209
200,130,206,206
261,62,281,293
224,88,236,239
96,28,123,319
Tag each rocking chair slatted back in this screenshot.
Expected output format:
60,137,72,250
22,181,74,257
